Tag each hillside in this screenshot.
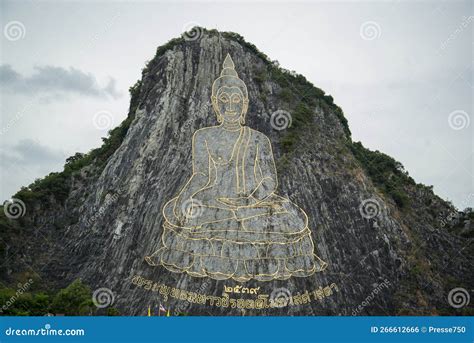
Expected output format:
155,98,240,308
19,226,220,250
1,28,472,316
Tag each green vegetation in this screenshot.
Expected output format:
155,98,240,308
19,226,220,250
221,31,272,65
350,141,413,208
264,61,351,139
278,88,293,103
0,279,120,316
51,279,94,315
280,103,313,153
0,289,50,316
253,67,267,86
448,210,474,238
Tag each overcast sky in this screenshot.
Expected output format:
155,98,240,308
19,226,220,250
0,0,472,209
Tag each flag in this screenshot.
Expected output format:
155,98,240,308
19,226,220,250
147,305,151,317
166,308,170,317
158,303,166,316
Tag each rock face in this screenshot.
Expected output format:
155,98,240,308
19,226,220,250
2,29,473,316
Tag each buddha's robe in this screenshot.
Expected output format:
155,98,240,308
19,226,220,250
146,126,327,281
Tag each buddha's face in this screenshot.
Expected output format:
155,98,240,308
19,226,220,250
213,86,247,122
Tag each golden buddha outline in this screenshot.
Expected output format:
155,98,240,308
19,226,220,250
145,54,328,282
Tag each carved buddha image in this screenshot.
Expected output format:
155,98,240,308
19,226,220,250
145,54,327,282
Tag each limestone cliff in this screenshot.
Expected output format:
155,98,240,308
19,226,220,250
1,28,472,316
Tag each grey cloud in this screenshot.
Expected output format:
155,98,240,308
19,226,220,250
0,139,68,198
0,64,122,99
1,139,66,168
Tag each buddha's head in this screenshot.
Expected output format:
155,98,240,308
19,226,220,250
211,54,249,125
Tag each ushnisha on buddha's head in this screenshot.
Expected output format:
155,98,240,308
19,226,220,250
211,54,249,125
